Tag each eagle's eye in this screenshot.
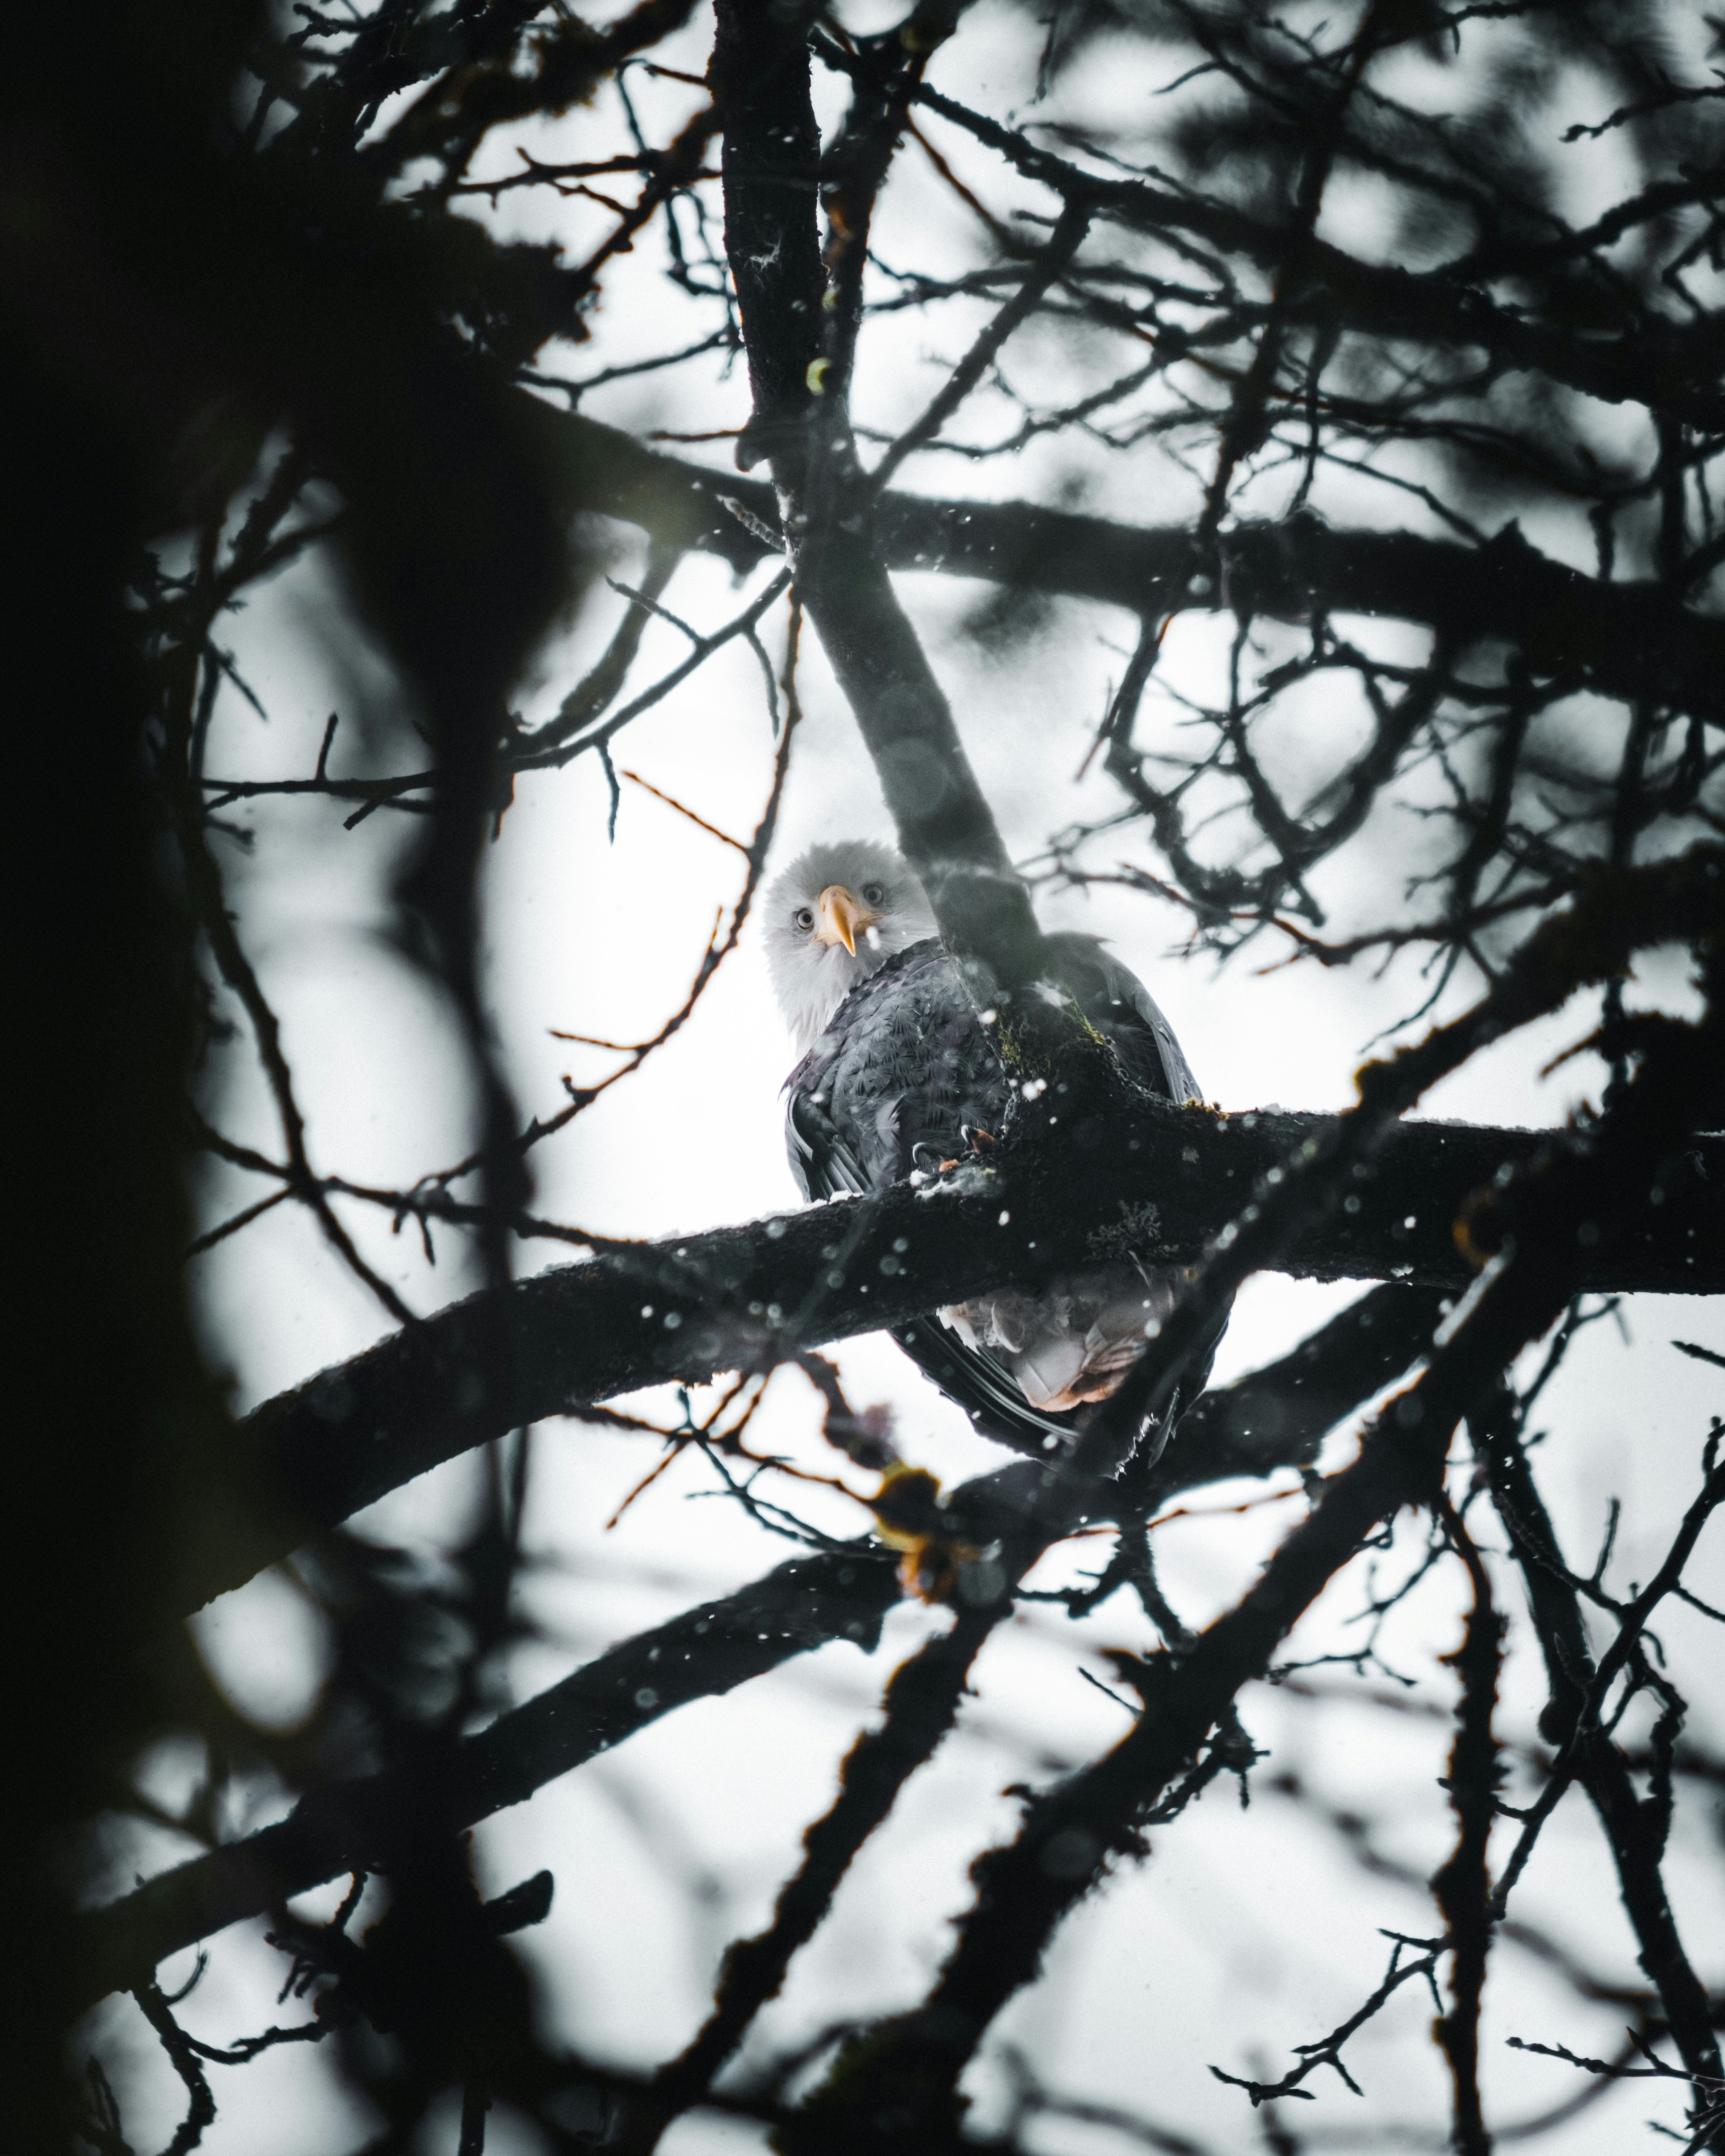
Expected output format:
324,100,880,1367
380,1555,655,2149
861,882,885,906
793,906,816,932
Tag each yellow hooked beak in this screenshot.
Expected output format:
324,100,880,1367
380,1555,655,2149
814,884,877,955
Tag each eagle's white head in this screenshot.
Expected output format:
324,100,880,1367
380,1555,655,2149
763,839,938,1055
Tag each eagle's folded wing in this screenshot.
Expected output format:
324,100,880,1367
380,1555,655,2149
782,932,1227,1464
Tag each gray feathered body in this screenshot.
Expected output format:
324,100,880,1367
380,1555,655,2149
785,932,1221,1451
786,941,1008,1192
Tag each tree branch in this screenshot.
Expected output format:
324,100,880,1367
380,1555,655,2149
79,1277,1448,2011
75,1547,899,2012
712,0,1062,1035
201,1111,1724,1618
1481,1389,1725,2104
912,83,1725,436
1137,1277,1449,1502
520,401,1725,731
1430,1499,1504,2156
781,998,1723,2143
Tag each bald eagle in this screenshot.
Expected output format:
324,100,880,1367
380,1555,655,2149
764,839,1223,1462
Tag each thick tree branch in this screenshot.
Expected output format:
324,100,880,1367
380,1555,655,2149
519,402,1725,731
202,1112,1724,1618
712,0,1058,1028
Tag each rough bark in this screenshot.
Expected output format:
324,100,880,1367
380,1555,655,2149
202,1110,1725,1619
712,0,1055,1021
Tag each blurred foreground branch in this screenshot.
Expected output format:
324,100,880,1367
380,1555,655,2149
83,1275,1443,2007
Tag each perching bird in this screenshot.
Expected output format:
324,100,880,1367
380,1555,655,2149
763,838,1225,1461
